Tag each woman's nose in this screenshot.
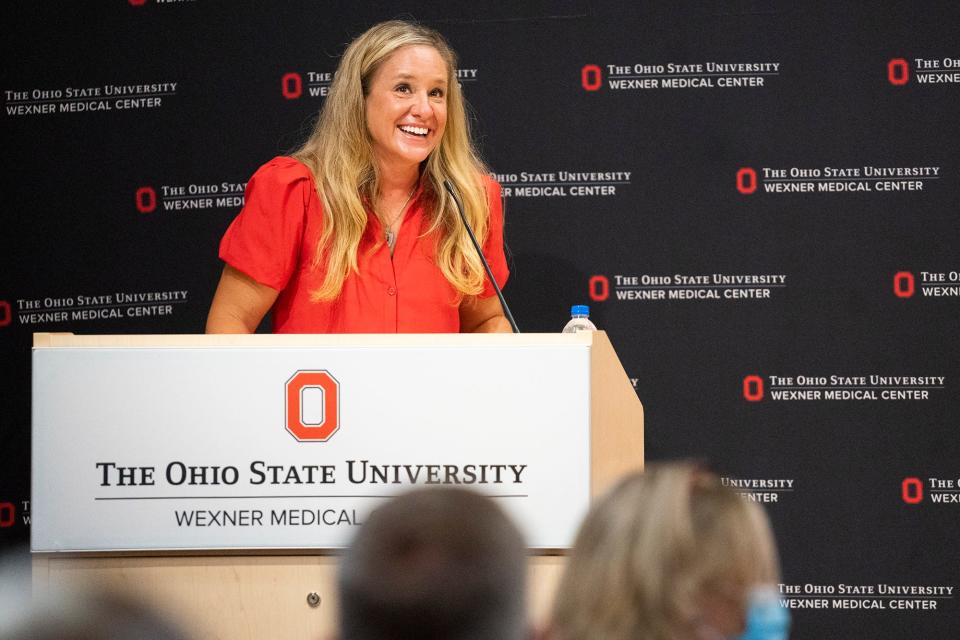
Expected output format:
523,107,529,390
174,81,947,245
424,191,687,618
409,91,431,117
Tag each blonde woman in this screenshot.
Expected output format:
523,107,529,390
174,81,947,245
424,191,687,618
206,21,509,333
548,463,790,640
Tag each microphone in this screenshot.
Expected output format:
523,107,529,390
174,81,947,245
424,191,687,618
443,180,520,333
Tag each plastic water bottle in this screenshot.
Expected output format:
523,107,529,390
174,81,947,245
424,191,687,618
562,305,597,333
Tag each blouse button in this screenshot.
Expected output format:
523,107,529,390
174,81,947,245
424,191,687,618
387,286,396,296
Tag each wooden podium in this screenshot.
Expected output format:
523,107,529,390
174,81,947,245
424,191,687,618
31,332,642,638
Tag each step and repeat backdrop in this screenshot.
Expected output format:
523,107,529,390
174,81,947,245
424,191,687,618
2,2,958,637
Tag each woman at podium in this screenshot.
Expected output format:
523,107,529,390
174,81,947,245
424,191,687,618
206,21,510,334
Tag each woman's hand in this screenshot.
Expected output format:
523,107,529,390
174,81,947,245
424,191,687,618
205,265,279,333
459,294,511,333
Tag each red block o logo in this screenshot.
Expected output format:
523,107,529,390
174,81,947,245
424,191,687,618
589,275,609,302
743,375,764,401
0,301,11,328
135,186,156,213
0,502,14,528
581,65,602,91
737,167,757,194
888,58,909,86
282,72,303,99
901,477,923,504
893,271,915,298
286,371,340,441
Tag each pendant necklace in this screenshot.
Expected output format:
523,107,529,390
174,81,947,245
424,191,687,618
380,187,416,253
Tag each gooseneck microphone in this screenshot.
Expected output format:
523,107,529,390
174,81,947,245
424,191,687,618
443,180,520,333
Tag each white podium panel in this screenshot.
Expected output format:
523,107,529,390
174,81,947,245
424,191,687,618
32,336,591,552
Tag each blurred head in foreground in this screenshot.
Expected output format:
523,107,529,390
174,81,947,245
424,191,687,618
0,549,190,640
339,487,528,640
549,463,786,640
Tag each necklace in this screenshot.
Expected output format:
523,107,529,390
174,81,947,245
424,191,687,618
379,187,416,252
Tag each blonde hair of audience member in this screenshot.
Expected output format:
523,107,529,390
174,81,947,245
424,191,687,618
549,463,780,640
293,20,491,301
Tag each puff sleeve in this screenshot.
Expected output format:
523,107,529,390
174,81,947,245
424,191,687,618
218,157,315,291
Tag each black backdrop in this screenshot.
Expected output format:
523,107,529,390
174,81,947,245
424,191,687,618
2,3,959,638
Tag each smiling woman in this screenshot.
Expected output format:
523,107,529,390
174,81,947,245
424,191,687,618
365,46,448,181
206,21,510,334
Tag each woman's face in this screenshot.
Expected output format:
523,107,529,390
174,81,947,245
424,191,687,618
365,44,448,174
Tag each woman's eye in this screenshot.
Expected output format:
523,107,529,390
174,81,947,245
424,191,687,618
395,84,410,93
430,88,445,98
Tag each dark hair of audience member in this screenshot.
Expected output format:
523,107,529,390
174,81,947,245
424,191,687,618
1,583,191,640
339,487,528,640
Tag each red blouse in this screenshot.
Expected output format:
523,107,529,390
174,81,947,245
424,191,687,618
219,157,509,333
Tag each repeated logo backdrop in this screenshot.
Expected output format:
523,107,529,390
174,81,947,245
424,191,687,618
2,3,958,638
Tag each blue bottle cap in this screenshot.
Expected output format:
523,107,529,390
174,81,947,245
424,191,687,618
571,305,590,316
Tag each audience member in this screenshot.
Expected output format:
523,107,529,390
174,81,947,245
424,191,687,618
339,487,528,640
0,548,191,640
548,463,789,640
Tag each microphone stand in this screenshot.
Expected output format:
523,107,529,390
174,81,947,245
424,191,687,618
443,180,520,333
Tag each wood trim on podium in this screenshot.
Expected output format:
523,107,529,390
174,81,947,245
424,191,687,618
590,331,645,496
32,554,569,639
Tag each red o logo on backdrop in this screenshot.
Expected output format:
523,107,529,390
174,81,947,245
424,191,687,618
0,502,14,528
893,271,915,298
286,370,340,441
589,275,609,302
282,72,303,99
743,375,764,401
901,477,923,504
135,186,156,213
888,58,909,85
736,167,757,194
0,300,11,328
581,65,602,91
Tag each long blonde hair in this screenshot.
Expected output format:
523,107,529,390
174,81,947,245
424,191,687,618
293,20,491,301
550,464,780,640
